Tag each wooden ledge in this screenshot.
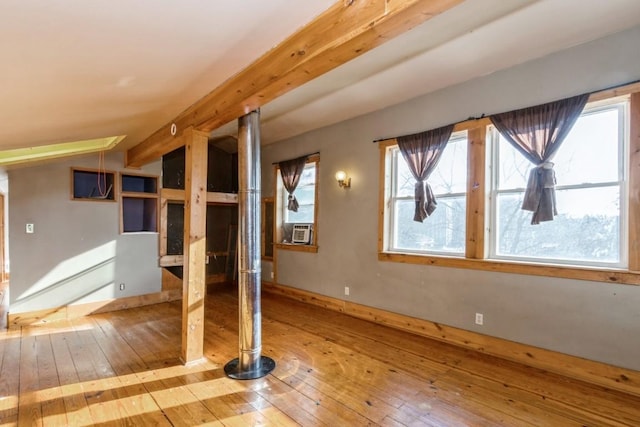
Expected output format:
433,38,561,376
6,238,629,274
275,243,318,253
379,252,640,286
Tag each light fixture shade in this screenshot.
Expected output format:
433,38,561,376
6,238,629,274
335,170,347,181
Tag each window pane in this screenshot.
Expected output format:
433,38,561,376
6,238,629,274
498,138,530,189
553,107,620,185
395,151,417,198
429,135,468,194
393,196,466,254
299,164,315,186
495,186,620,263
498,106,621,190
394,133,467,197
294,184,315,205
286,204,314,223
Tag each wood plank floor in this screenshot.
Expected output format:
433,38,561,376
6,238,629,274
1,285,639,426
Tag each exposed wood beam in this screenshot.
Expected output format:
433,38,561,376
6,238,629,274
181,127,209,364
126,0,464,167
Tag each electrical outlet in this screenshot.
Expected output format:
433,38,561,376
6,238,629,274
270,271,275,279
344,286,350,296
26,223,34,234
119,283,125,291
475,313,484,325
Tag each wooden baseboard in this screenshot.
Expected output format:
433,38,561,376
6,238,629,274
262,281,640,398
8,289,182,329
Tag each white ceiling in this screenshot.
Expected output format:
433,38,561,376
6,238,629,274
2,0,640,159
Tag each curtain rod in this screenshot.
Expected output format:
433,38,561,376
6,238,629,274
272,151,320,165
371,116,486,144
371,79,640,144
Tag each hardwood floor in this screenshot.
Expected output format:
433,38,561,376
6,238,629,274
1,285,639,426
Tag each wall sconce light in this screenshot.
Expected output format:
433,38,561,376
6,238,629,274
335,170,351,189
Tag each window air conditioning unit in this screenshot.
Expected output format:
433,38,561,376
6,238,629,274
291,224,312,244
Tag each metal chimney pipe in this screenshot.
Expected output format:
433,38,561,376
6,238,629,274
224,109,275,380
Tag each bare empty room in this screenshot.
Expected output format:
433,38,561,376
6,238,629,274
1,1,640,425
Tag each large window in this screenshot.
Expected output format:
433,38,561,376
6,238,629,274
275,156,319,250
490,98,627,267
378,84,639,285
385,131,467,255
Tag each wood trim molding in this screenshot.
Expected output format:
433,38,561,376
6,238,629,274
8,289,182,328
126,0,464,167
275,243,319,253
465,126,486,259
162,268,182,291
262,281,640,398
379,252,640,286
377,143,388,254
160,188,238,205
628,92,640,270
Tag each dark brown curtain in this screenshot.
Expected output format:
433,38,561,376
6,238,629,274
491,94,589,224
397,124,454,222
278,155,308,212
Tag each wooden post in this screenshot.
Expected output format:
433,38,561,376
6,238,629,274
465,125,486,259
181,127,209,364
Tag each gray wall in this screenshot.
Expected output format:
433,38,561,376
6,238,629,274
0,167,8,274
8,152,161,313
261,25,640,370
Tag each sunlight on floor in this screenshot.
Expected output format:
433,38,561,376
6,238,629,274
0,358,286,425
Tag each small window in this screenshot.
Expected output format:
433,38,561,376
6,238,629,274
384,131,468,255
275,157,319,248
71,168,115,201
120,173,159,233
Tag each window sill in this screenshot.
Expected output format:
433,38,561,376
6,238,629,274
378,252,640,286
276,243,318,253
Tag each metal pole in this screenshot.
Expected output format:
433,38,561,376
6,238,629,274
224,109,275,379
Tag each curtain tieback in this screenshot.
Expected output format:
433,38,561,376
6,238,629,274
287,193,299,212
523,161,558,224
534,162,556,188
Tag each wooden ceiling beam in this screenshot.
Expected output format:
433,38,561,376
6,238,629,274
125,0,464,167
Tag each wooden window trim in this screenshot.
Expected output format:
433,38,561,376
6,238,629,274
378,83,640,286
262,197,274,260
274,154,320,251
70,167,117,202
119,172,159,234
274,243,319,253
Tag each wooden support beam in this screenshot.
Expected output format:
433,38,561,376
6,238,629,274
125,0,464,167
181,127,209,364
